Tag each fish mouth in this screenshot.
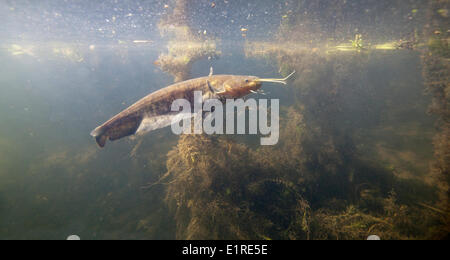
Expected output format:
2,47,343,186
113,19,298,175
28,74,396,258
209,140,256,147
257,70,296,85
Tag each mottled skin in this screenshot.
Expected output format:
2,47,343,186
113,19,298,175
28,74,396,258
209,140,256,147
91,75,261,147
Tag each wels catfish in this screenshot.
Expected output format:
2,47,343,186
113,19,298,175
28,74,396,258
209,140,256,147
90,69,295,148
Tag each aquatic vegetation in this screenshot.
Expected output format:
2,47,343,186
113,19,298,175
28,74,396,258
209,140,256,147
350,34,365,51
427,36,450,58
311,191,424,240
158,102,446,239
393,39,416,50
7,44,35,57
157,0,190,39
52,46,84,63
155,0,220,82
245,41,313,60
159,112,313,239
420,0,450,212
155,39,220,82
6,42,88,62
163,134,263,239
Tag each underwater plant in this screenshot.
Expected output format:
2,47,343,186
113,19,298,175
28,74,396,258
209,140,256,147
158,109,313,239
154,39,220,82
154,0,220,82
420,0,450,215
162,134,263,239
350,34,364,51
156,102,448,239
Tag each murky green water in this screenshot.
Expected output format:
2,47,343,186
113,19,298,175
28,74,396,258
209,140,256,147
0,0,448,240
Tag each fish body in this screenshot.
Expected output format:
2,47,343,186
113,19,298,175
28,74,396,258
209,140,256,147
91,75,261,147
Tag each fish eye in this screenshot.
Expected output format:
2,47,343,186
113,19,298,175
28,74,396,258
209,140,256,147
245,79,249,83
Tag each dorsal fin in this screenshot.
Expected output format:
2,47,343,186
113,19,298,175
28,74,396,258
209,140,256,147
209,67,213,77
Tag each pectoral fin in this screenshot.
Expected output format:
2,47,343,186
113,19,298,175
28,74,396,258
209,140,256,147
216,85,231,95
207,80,215,93
207,80,229,95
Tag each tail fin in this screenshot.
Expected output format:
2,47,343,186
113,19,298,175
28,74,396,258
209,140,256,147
90,127,108,148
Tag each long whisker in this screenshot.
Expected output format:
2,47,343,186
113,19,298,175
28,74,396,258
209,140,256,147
282,70,296,81
258,79,287,84
257,70,296,85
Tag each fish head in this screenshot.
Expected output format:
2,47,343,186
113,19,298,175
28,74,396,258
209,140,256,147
219,76,262,98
